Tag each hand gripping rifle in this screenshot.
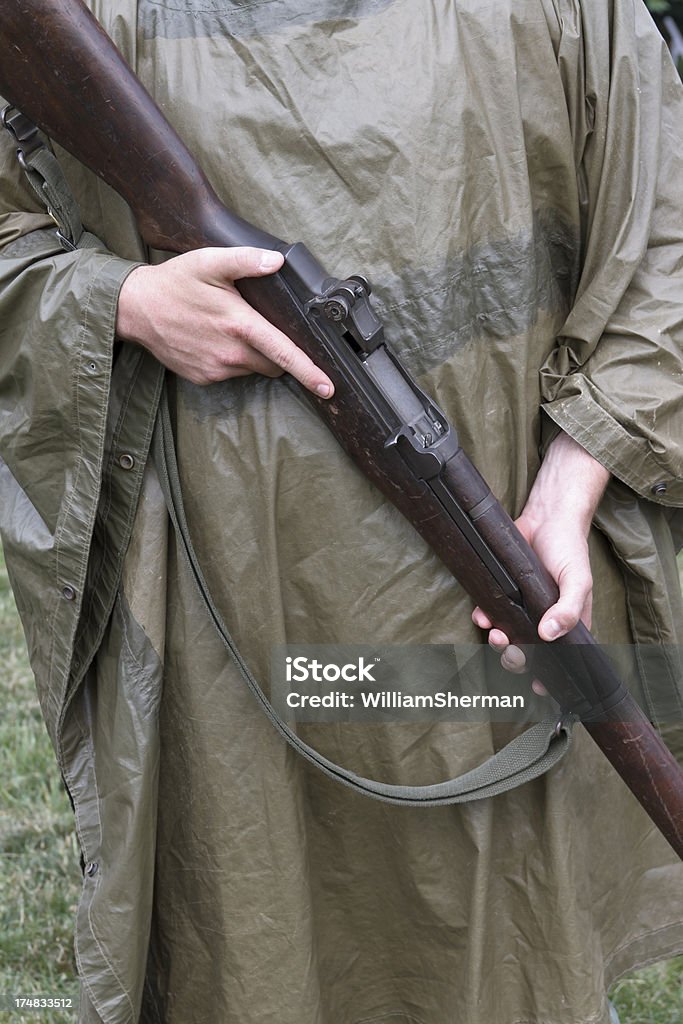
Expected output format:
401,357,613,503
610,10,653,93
2,0,683,856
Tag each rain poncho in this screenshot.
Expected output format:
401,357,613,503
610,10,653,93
1,2,683,1022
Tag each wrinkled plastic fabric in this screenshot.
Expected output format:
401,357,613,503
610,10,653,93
1,2,683,1023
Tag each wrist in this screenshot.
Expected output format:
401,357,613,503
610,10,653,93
115,264,152,344
522,431,610,535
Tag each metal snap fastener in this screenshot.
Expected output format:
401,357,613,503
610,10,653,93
62,585,77,601
85,861,99,877
118,453,135,470
650,482,667,497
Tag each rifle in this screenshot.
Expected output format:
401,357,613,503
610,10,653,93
1,0,682,857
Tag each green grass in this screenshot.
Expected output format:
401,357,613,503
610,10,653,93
611,961,683,1022
1,544,682,1021
0,548,80,1022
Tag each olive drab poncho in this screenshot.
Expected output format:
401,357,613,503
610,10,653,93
1,2,683,1022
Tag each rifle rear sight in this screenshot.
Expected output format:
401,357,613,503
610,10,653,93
307,274,384,355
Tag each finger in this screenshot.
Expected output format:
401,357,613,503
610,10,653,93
197,247,335,398
488,628,511,652
531,679,548,697
582,590,593,631
220,340,285,379
234,361,284,379
230,310,335,398
472,606,493,630
538,562,592,642
500,645,527,674
199,246,286,283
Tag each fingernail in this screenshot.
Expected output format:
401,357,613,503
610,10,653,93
259,251,282,271
543,618,562,640
316,383,332,398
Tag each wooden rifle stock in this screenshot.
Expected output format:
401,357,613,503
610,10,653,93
2,0,683,857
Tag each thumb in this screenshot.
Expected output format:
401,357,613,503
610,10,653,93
189,246,285,284
221,246,284,280
538,561,592,641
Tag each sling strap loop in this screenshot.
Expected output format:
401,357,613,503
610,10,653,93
3,105,86,250
154,380,574,806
